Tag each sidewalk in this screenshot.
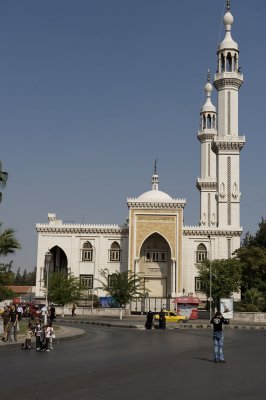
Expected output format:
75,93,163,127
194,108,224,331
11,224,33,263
0,324,85,349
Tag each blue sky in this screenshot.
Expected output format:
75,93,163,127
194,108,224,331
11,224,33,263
1,0,265,271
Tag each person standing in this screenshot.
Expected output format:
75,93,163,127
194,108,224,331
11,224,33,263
145,311,154,329
49,304,56,323
7,305,18,342
158,309,166,330
210,311,228,363
1,306,10,342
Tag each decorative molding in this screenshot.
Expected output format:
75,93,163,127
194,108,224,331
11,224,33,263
196,180,217,190
36,224,129,235
183,226,242,237
212,138,245,153
214,77,243,90
197,131,216,142
127,200,186,209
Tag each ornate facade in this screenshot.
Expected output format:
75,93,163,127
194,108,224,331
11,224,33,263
36,2,245,300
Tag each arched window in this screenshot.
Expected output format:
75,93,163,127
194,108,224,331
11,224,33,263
207,114,212,129
196,243,207,263
226,53,232,72
81,241,93,262
109,242,121,262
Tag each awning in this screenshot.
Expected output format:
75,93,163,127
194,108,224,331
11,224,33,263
172,296,200,305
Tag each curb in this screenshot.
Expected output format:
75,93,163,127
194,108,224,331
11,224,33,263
56,318,266,331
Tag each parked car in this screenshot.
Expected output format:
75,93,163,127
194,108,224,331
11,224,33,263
153,310,188,323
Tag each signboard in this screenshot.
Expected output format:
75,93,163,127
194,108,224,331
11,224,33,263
220,298,233,319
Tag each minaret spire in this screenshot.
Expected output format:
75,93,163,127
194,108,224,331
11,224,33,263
226,0,231,12
152,159,159,191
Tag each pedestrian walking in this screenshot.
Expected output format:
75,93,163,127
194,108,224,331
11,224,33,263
145,311,154,329
210,311,229,363
72,304,76,317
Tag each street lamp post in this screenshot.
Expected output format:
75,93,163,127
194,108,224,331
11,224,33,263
44,251,53,325
208,235,212,320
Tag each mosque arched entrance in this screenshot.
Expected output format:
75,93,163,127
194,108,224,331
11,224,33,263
50,246,68,273
139,233,172,297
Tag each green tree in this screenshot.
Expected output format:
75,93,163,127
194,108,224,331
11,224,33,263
197,258,241,310
97,269,145,319
0,285,15,302
0,262,15,301
0,224,21,256
48,272,84,316
242,218,266,248
234,247,266,293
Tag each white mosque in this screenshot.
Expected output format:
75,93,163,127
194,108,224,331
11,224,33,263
35,1,245,304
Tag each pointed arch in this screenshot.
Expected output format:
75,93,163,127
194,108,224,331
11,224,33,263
109,241,121,262
50,246,68,273
196,243,207,263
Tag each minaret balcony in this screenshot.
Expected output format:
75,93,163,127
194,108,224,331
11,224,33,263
197,129,216,141
214,71,243,90
196,178,217,191
214,71,243,81
212,135,245,152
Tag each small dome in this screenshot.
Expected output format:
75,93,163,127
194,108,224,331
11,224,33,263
224,11,234,26
205,82,213,94
136,189,173,202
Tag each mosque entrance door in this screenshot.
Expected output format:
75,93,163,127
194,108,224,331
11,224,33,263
139,233,171,298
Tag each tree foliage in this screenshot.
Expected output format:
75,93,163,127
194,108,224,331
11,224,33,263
234,247,266,293
242,218,266,249
197,258,241,308
241,288,265,312
0,224,21,256
48,272,84,306
97,269,145,307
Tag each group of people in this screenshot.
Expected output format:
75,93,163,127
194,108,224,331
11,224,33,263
21,320,55,352
145,309,166,330
1,302,56,352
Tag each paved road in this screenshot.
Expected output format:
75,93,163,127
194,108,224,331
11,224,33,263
1,323,265,400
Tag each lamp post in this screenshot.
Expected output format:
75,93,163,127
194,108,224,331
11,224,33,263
207,235,212,320
44,250,53,325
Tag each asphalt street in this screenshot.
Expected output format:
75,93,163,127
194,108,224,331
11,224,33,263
1,322,265,400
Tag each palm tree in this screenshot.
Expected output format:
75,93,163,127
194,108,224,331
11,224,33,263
0,225,21,256
242,288,265,312
0,161,8,204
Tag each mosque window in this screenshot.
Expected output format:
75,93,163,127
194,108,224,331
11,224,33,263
195,277,202,292
80,274,93,289
109,242,121,262
81,241,94,262
196,243,207,263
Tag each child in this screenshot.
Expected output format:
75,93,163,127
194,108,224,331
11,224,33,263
34,319,42,351
21,323,34,350
45,323,55,351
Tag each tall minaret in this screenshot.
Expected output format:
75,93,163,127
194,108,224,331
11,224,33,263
212,0,245,229
197,71,217,227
